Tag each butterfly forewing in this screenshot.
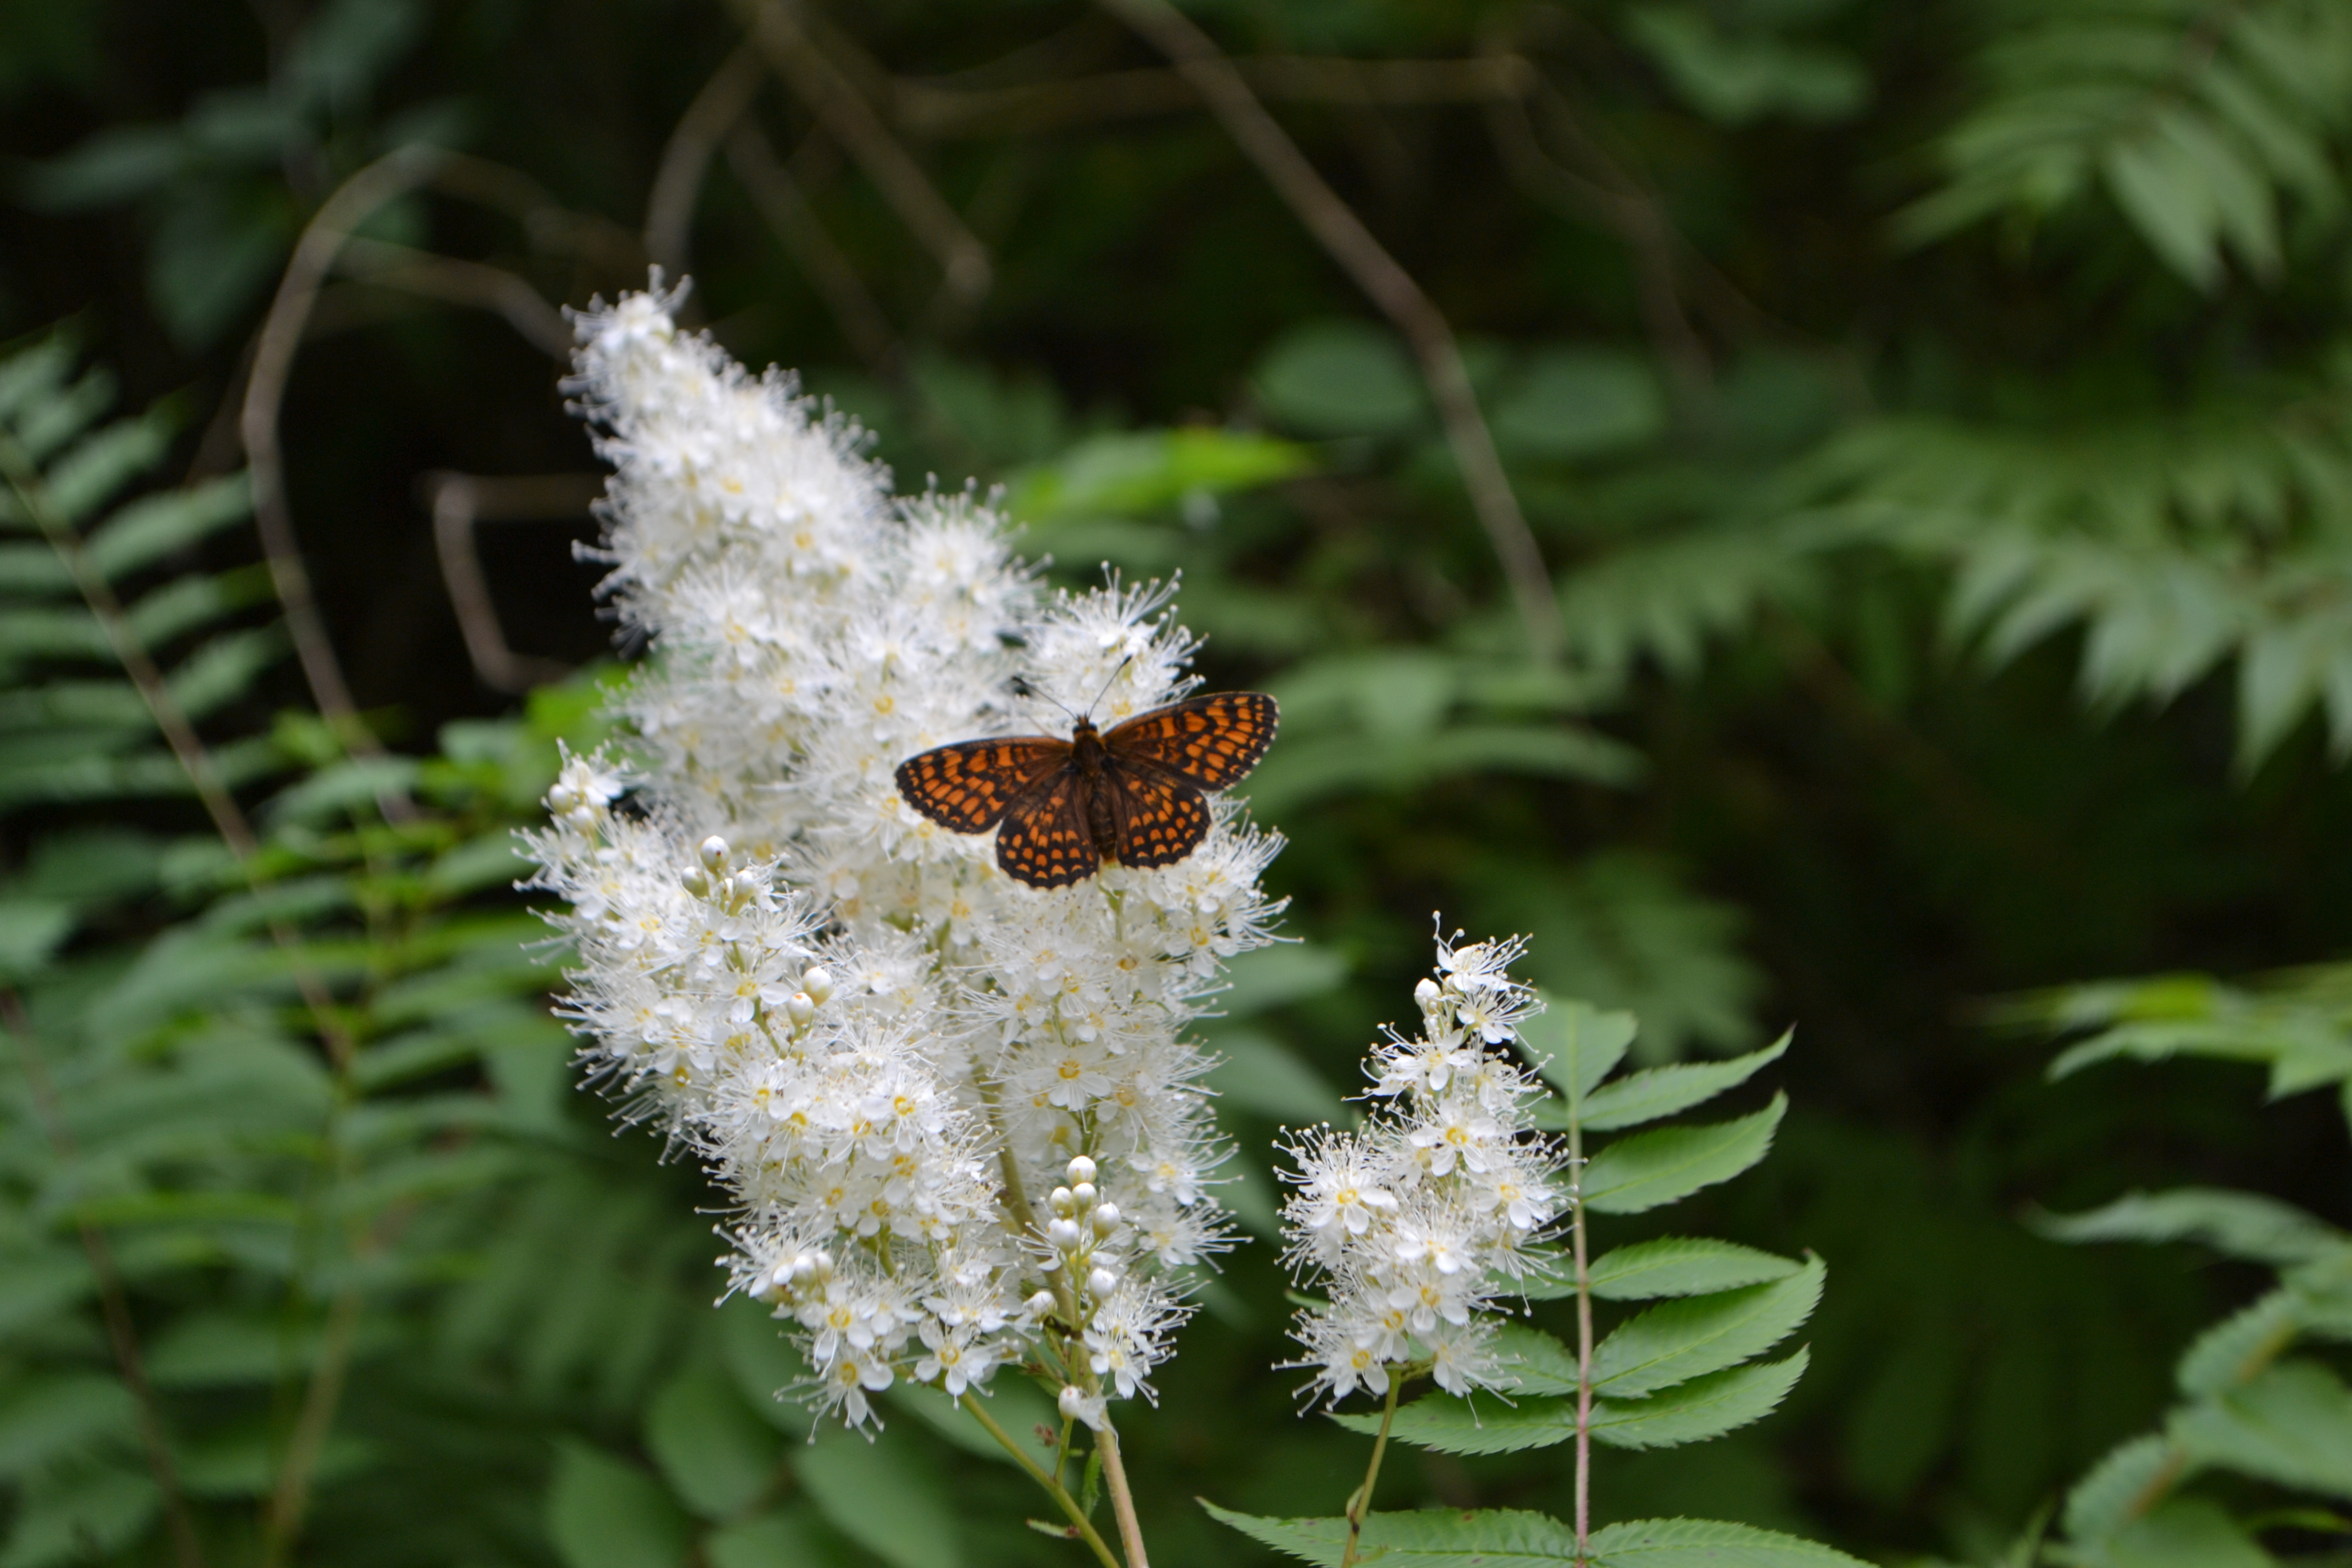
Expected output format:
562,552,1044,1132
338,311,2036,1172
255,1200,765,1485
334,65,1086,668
895,737,1069,833
995,771,1099,889
1102,692,1278,791
1104,764,1212,869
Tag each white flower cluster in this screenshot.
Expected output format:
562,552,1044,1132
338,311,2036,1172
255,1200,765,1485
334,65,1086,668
525,282,1284,1430
1279,933,1562,1405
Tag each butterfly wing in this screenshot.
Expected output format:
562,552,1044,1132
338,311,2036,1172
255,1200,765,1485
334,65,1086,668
1102,692,1278,792
994,770,1100,889
895,737,1069,832
1103,763,1212,870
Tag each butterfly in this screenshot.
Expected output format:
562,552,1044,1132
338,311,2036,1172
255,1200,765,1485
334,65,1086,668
893,692,1279,889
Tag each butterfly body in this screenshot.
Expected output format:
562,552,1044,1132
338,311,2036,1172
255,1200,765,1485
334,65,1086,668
894,692,1278,889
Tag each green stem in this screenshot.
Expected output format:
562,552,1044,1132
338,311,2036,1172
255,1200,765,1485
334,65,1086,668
1571,1116,1592,1567
966,1395,1123,1568
1340,1373,1403,1568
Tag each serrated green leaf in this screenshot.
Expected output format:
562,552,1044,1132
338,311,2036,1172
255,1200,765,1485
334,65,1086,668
2108,1499,2276,1568
1576,1032,1789,1132
644,1361,784,1522
1593,1350,1809,1450
2170,1358,2352,1500
84,474,251,580
1586,1237,1802,1301
1202,1500,1579,1565
1589,1517,1871,1567
0,1464,158,1568
2036,1188,2348,1266
1336,1391,1578,1456
545,1441,693,1568
1492,1324,1582,1394
1591,1256,1823,1396
1581,1094,1786,1214
0,1375,135,1479
2177,1289,2300,1397
1516,997,1637,1109
796,1430,962,1568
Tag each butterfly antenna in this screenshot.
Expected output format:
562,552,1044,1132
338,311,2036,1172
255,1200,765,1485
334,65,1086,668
1085,654,1136,719
1009,673,1080,725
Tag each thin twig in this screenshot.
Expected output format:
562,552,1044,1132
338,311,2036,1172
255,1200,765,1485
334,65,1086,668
423,472,597,693
893,54,1535,138
3,992,206,1568
724,120,900,370
736,0,992,302
646,43,771,281
332,238,574,357
1095,1420,1150,1568
1097,0,1564,664
1340,1375,1401,1568
966,1396,1124,1568
242,143,449,746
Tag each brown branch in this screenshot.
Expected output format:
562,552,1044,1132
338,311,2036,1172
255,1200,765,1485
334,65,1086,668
242,144,450,746
893,54,1535,138
734,0,992,302
645,43,771,282
1097,0,1564,663
4,992,206,1568
422,471,599,694
332,239,574,358
724,120,900,371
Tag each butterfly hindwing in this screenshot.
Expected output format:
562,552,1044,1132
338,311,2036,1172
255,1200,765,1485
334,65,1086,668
1104,764,1212,870
894,737,1069,833
1102,692,1278,792
995,770,1100,889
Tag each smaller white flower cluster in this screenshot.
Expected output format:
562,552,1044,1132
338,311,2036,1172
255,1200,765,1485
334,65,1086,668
1279,933,1562,1405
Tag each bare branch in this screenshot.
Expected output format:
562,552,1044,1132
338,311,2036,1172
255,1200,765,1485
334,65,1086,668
423,471,599,694
725,121,901,371
333,238,574,357
733,0,993,302
1097,0,1564,663
646,43,770,281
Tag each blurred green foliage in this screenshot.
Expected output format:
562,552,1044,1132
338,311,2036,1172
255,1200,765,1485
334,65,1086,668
8,0,2352,1563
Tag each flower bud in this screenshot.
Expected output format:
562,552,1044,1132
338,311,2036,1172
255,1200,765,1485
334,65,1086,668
801,966,834,1004
1025,1289,1058,1319
566,806,599,831
1058,1384,1089,1419
1087,1267,1118,1297
1049,1186,1075,1216
699,835,729,870
1047,1217,1083,1249
681,868,710,897
547,782,580,813
1066,1155,1097,1185
786,992,815,1026
1414,976,1441,1006
1070,1182,1097,1210
1092,1202,1121,1234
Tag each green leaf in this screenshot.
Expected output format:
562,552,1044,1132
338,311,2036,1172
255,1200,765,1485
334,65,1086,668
1218,943,1351,1017
1585,1237,1802,1301
1588,1517,1871,1567
0,1464,158,1568
2064,1433,2189,1545
2036,1188,2348,1266
1492,349,1666,462
1494,1324,1581,1394
706,1505,853,1568
1581,1093,1786,1214
1577,1032,1790,1132
1592,1350,1809,1451
644,1361,785,1522
1205,1025,1345,1123
545,1440,692,1568
1591,1256,1824,1396
84,474,250,579
881,1377,1057,1466
2107,1499,2276,1568
1516,997,1637,1109
1202,1501,1579,1565
795,1428,962,1568
2176,1290,2300,1398
1254,321,1426,438
0,1374,135,1478
2170,1358,2352,1500
0,897,73,983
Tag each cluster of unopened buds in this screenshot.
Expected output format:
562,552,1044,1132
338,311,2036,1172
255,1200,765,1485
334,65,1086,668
1020,1154,1131,1426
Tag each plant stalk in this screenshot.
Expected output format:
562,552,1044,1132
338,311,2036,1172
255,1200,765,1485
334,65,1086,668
1571,1117,1592,1565
1095,1418,1150,1568
966,1395,1123,1568
1340,1373,1403,1568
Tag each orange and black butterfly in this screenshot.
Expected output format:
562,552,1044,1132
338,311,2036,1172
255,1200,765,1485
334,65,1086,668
893,692,1279,889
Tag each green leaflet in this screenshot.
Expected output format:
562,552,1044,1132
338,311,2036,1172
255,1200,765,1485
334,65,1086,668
1581,1093,1787,1214
2170,1359,2352,1502
2175,1289,2301,1397
1586,1237,1803,1301
1573,1031,1790,1132
795,1430,963,1568
2036,1187,2350,1268
1588,1517,1871,1567
1202,1501,1582,1565
644,1361,787,1522
1335,1350,1809,1456
2063,1434,2189,1544
1591,1257,1824,1396
1516,997,1637,1109
2105,1500,2274,1568
545,1441,695,1568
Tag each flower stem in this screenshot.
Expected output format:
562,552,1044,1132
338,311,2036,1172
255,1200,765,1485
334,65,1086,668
1340,1374,1402,1568
1096,1418,1151,1568
965,1396,1123,1568
1570,1117,1592,1566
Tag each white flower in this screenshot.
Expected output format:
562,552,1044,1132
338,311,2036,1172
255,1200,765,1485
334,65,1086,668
1276,930,1562,1407
527,283,1281,1432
